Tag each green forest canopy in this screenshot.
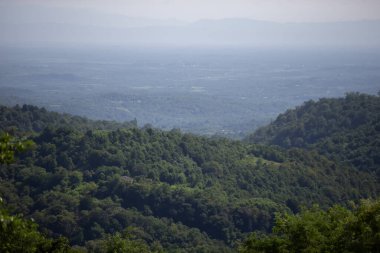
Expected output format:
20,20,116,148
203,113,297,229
0,92,379,252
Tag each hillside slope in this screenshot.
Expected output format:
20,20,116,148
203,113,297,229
248,92,380,174
0,102,379,252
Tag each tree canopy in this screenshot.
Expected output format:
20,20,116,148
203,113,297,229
0,94,379,252
239,199,380,253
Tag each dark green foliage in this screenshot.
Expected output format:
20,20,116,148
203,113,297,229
85,227,156,253
248,93,380,174
0,133,34,164
239,199,380,253
102,230,151,253
0,197,74,253
0,104,137,135
0,99,379,252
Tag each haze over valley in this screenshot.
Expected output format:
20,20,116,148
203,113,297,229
1,47,379,137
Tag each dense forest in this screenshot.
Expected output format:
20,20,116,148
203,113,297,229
248,92,380,175
0,93,379,252
239,199,380,253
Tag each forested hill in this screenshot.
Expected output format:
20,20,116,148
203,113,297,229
247,92,380,174
0,104,137,134
0,101,379,252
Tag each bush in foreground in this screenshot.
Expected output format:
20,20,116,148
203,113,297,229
239,199,380,253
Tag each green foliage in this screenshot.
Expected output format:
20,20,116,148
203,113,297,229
248,93,380,174
85,228,155,253
0,197,73,253
0,133,34,164
239,199,380,253
0,104,137,135
0,99,379,252
104,232,150,253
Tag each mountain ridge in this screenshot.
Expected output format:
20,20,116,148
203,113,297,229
1,5,380,48
247,92,380,174
0,93,379,251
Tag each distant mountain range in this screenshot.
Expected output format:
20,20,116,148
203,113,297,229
1,4,380,48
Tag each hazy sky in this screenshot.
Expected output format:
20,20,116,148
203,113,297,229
3,0,380,22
